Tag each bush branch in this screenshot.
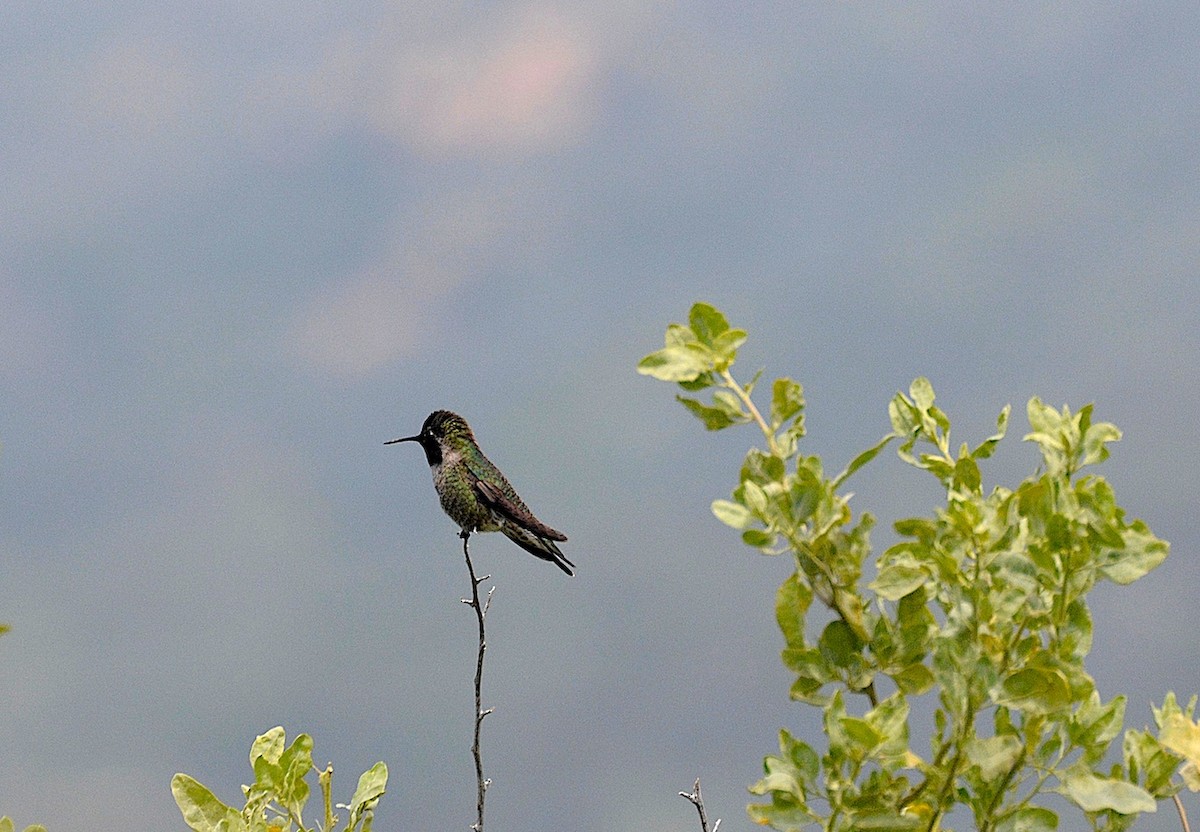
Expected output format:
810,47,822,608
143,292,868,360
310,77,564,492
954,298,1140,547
460,531,494,832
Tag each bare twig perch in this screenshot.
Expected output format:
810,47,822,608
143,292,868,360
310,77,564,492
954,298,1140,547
460,531,494,832
679,778,721,832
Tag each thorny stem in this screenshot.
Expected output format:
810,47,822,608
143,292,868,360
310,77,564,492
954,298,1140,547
461,531,494,832
679,778,721,832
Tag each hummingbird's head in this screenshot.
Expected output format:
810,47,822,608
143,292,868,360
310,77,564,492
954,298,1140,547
385,410,474,466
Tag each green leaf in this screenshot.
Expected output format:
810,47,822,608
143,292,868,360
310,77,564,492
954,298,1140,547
953,455,981,492
789,674,826,704
637,346,709,382
917,454,953,482
748,729,822,831
891,663,935,696
742,480,769,516
870,562,927,601
1071,693,1126,752
776,573,813,650
972,404,1011,460
841,716,883,753
1025,397,1062,436
1081,419,1122,466
1124,728,1181,796
743,528,776,548
677,371,716,391
347,762,388,827
688,302,730,346
676,395,745,430
1182,761,1200,792
771,378,805,429
712,499,753,529
994,666,1072,714
780,728,821,783
893,517,936,542
1098,522,1168,584
745,801,820,832
1160,712,1200,766
850,811,924,830
172,774,246,832
966,734,1023,780
910,377,935,411
712,328,748,364
1059,765,1156,814
1060,599,1094,660
250,726,286,766
664,322,691,347
276,733,314,820
994,806,1059,832
818,620,862,668
865,692,913,760
832,434,895,489
889,392,919,439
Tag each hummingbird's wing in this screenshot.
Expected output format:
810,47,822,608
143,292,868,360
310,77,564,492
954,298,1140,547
471,479,568,542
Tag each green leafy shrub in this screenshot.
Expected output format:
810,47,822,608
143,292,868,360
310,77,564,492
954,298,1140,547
641,302,1200,832
173,727,387,832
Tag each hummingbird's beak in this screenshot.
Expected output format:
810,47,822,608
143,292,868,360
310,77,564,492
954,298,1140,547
384,434,421,445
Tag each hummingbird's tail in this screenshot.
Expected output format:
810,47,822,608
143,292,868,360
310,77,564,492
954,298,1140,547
502,524,576,576
472,478,575,576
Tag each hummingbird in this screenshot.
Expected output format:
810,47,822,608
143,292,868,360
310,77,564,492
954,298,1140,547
386,410,574,576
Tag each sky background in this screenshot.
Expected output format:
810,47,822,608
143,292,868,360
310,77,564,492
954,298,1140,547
1,2,1198,830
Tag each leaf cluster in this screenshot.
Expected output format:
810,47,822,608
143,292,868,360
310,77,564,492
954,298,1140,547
173,727,387,832
641,303,1197,832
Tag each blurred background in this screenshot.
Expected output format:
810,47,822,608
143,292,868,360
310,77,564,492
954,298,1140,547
1,3,1197,830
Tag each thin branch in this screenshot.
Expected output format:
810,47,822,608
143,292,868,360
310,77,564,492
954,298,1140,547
679,778,721,832
460,531,494,832
1174,792,1191,832
719,369,779,455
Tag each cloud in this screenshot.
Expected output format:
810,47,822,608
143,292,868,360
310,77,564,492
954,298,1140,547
300,6,599,157
397,12,596,155
284,187,516,376
0,765,175,830
285,271,434,377
80,36,204,140
0,277,70,380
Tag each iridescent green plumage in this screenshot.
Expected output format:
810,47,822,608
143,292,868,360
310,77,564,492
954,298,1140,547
387,411,574,576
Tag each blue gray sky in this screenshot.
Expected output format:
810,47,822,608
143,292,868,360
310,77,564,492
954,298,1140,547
1,3,1198,830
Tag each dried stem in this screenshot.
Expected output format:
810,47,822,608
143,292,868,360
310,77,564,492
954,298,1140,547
679,778,721,832
460,531,494,832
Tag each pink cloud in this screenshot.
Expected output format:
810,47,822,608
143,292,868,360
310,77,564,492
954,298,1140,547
353,9,597,156
285,272,434,377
